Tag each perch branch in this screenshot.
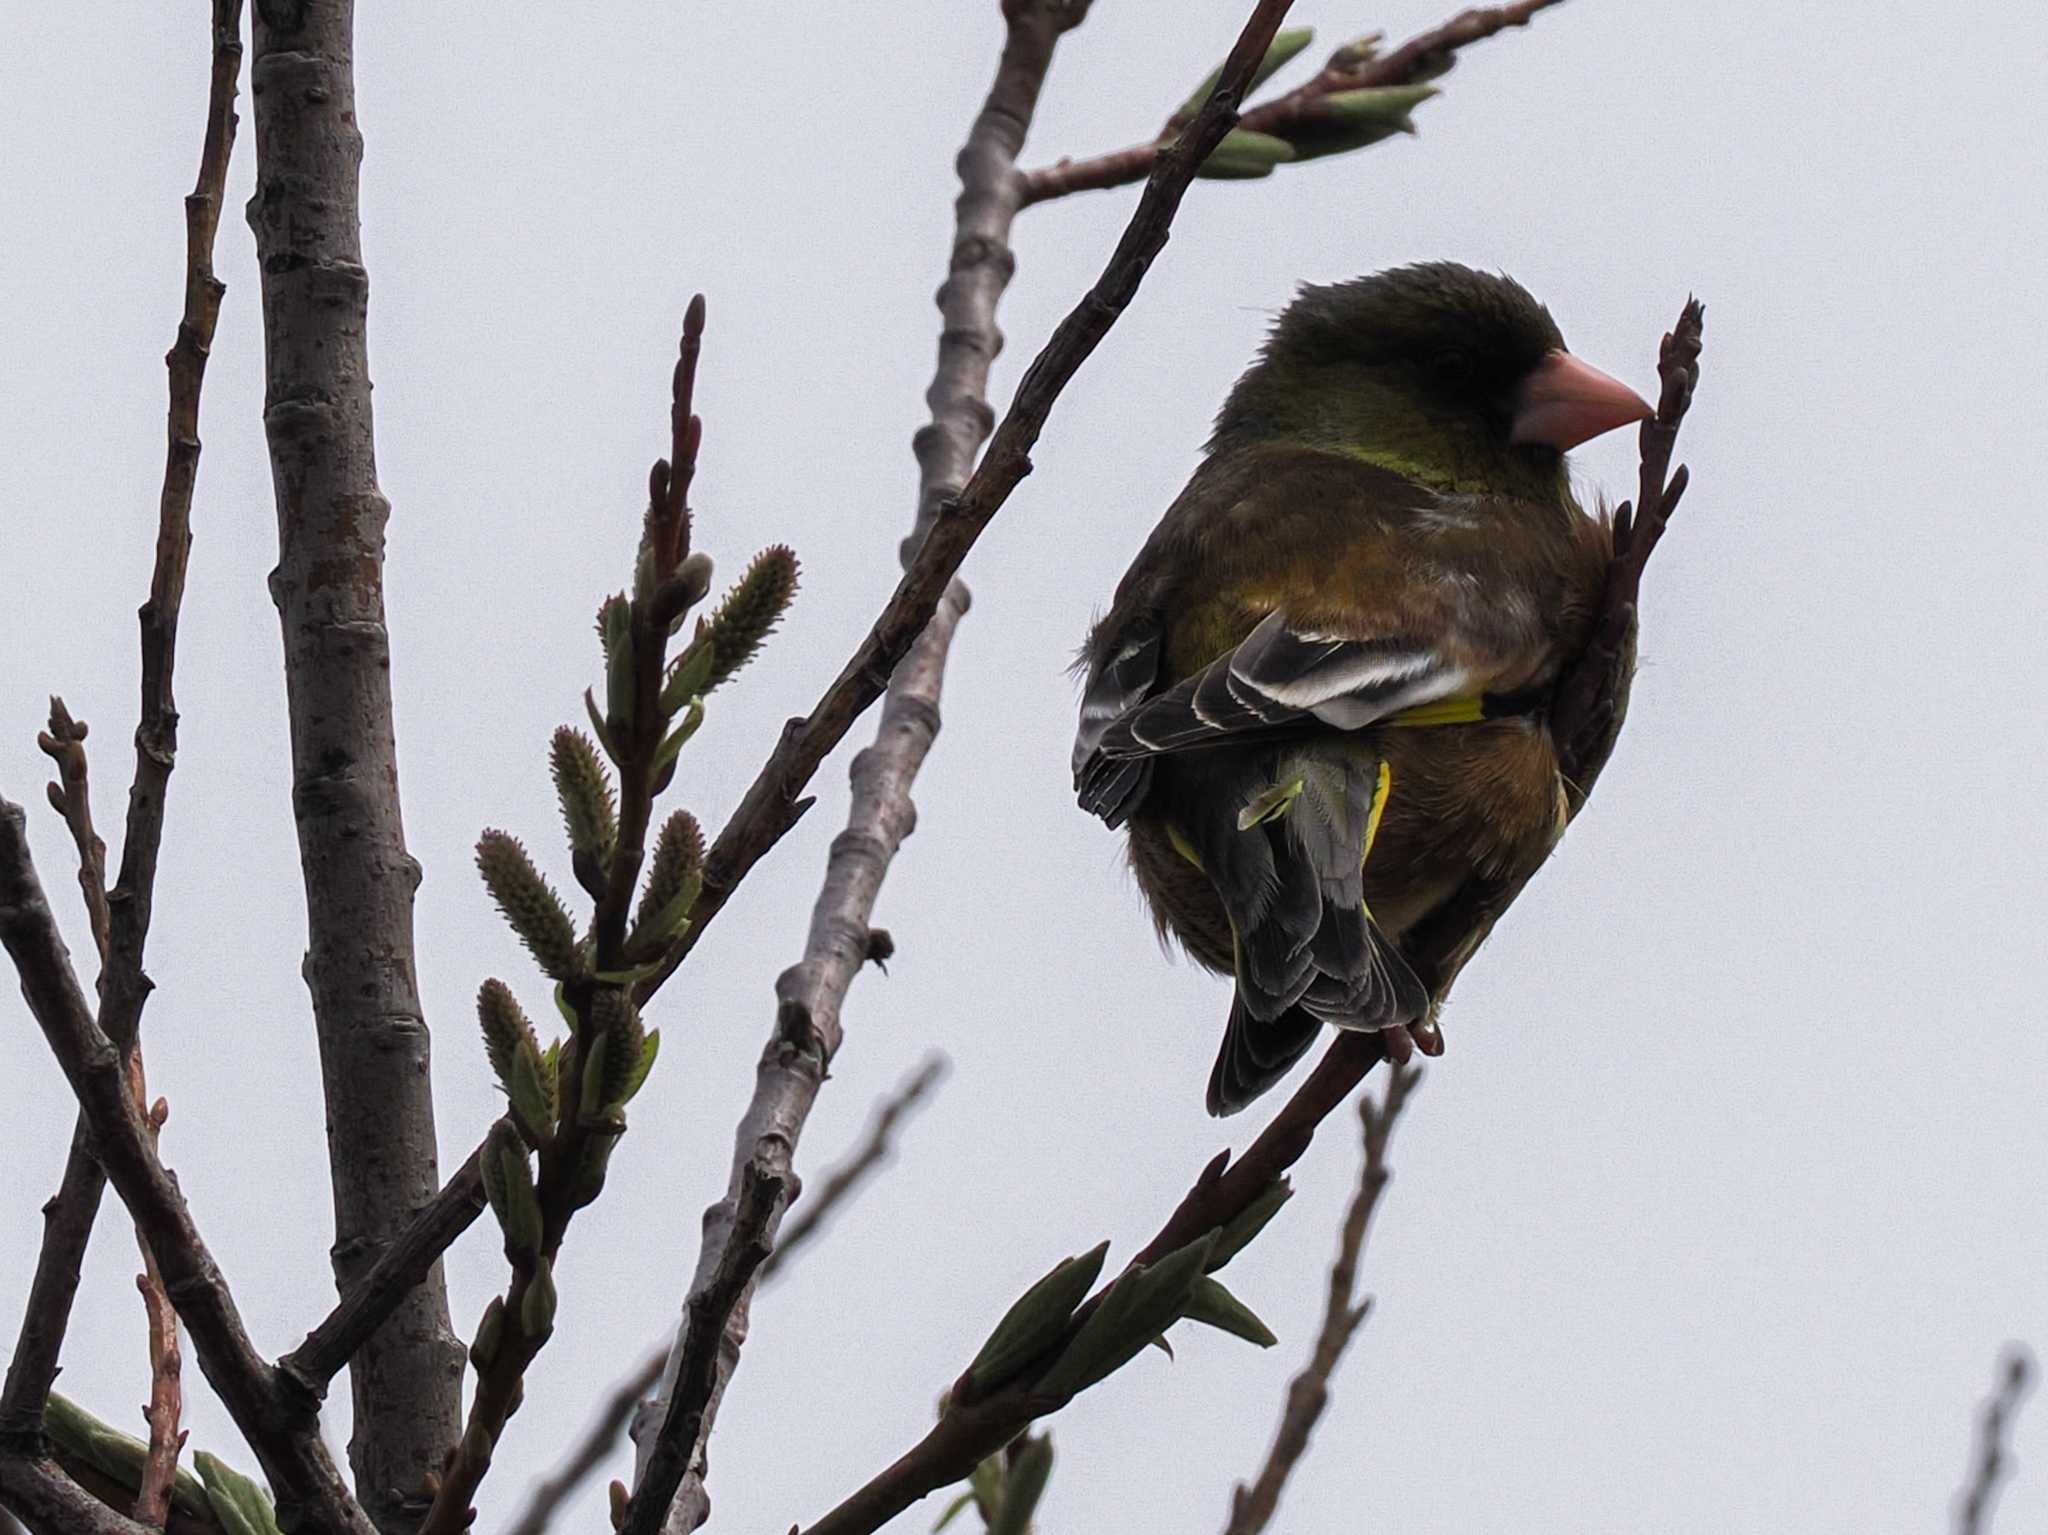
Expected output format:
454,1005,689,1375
1017,0,1565,205
1222,1067,1419,1535
0,1455,156,1535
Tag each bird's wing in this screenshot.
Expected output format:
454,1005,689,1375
1095,608,1472,758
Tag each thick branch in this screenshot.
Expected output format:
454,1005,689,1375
0,0,242,1464
0,1456,156,1535
1223,1068,1419,1535
1017,0,1565,205
245,4,461,1521
0,802,375,1535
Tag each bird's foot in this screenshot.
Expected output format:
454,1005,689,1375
1381,1018,1443,1064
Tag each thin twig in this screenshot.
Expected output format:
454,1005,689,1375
0,0,242,1467
0,804,375,1535
34,702,110,965
1017,0,1565,205
1223,1068,1420,1535
505,1057,945,1535
760,1054,947,1282
278,1134,493,1395
29,705,188,1526
129,1089,183,1530
1956,1346,2035,1535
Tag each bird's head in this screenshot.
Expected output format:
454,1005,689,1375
1210,262,1650,500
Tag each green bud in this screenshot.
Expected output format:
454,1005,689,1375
550,726,617,891
967,1455,1004,1525
933,1490,977,1532
1195,128,1296,180
566,1127,621,1210
509,1032,557,1141
584,686,619,763
1175,25,1315,119
1180,1275,1278,1347
582,987,644,1113
482,1120,544,1259
1325,31,1384,70
476,830,583,981
695,545,798,696
964,1240,1109,1397
1286,84,1438,161
521,1255,558,1338
1034,1233,1217,1400
478,980,555,1141
628,808,705,960
619,1027,660,1106
1207,1177,1294,1270
600,593,636,739
471,1295,507,1370
194,1450,283,1535
989,1434,1054,1535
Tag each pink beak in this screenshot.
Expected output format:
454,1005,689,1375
1509,349,1653,451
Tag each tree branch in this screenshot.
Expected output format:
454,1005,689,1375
0,803,375,1535
503,1056,945,1535
1956,1346,2034,1535
0,0,242,1471
278,1136,493,1397
1223,1067,1419,1535
0,1456,156,1535
1017,0,1565,205
244,3,462,1521
624,2,1114,1528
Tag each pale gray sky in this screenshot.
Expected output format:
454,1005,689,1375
4,3,2045,1532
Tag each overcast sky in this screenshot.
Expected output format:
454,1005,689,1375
4,2,2046,1532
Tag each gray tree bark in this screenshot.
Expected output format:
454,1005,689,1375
245,3,461,1527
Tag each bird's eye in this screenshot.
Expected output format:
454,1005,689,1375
1427,350,1474,388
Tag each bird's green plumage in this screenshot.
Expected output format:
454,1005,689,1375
1074,264,1618,1115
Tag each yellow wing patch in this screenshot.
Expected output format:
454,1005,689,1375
1361,759,1392,865
1385,694,1485,728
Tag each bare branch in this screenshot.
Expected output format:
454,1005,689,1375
505,1057,944,1535
1223,1068,1420,1535
1017,0,1565,205
619,1160,785,1535
244,2,463,1514
130,1092,184,1530
1956,1346,2035,1535
0,1456,156,1535
760,1054,947,1282
0,802,374,1535
279,1135,493,1396
0,0,243,1464
34,701,110,966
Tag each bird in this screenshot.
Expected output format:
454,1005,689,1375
1071,263,1650,1116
